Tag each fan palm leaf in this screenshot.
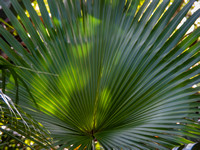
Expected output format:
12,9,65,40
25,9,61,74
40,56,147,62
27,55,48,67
0,0,200,149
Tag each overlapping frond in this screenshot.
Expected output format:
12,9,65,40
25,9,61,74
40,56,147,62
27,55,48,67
0,0,200,149
0,90,51,149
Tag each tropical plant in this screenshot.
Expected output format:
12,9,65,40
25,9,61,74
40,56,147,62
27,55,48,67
0,0,200,149
0,88,51,149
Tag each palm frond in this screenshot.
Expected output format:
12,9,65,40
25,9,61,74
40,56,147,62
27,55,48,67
0,91,51,149
0,0,200,149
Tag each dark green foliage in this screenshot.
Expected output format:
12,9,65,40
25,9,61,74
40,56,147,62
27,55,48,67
0,0,200,149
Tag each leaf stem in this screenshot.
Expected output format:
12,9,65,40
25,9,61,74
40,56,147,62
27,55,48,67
92,139,95,150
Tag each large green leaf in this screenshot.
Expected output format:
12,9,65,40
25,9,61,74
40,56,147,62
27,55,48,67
0,0,200,149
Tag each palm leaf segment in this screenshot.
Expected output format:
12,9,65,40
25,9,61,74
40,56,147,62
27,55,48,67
0,90,51,149
0,0,200,149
